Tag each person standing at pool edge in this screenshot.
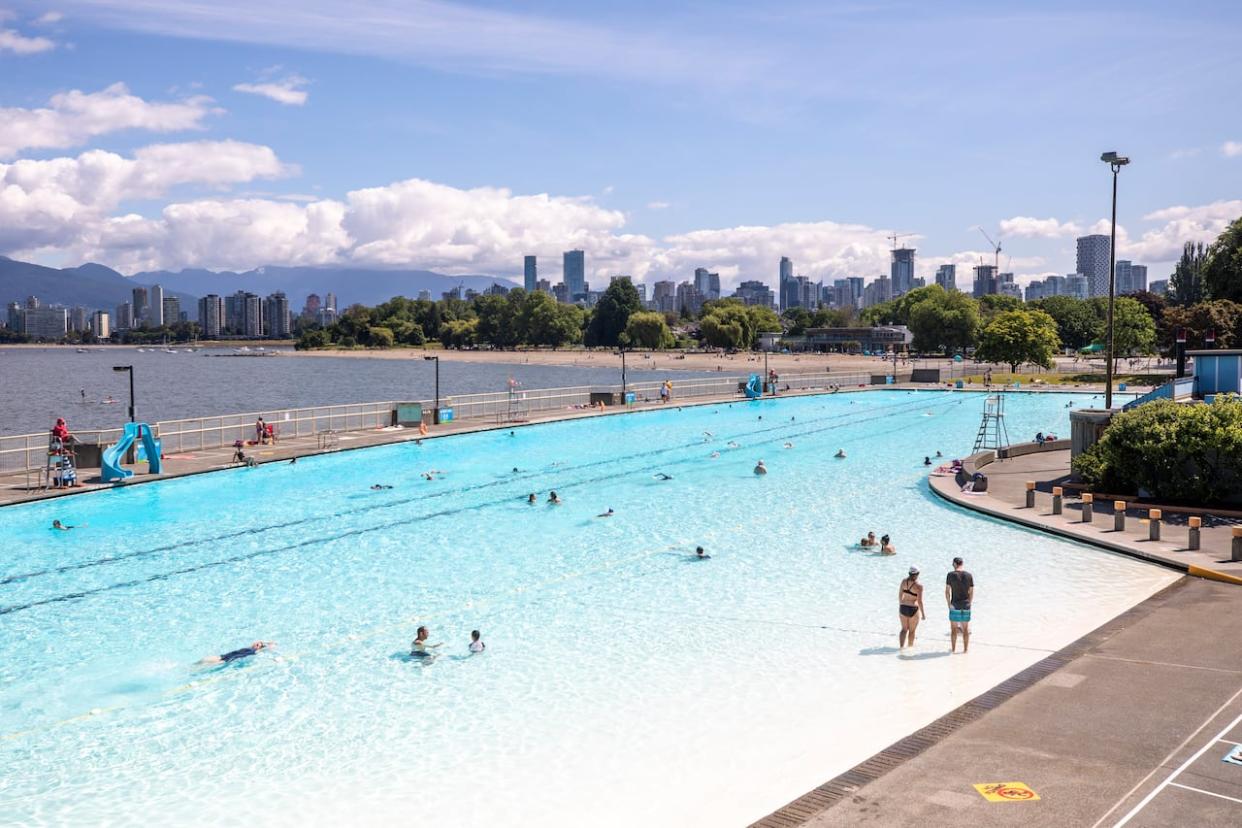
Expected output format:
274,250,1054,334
945,557,974,653
898,567,925,649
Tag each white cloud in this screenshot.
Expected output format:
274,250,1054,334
1223,141,1242,158
647,201,671,210
0,141,293,252
233,75,309,106
0,83,219,159
0,27,55,54
997,216,1081,238
35,11,65,25
1123,199,1242,263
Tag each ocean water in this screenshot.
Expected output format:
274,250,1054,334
0,389,1175,826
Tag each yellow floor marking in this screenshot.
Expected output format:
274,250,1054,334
974,782,1040,802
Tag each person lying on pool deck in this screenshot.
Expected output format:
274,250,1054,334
199,641,275,665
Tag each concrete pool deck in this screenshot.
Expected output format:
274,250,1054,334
758,576,1242,827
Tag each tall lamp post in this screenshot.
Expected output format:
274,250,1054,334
112,365,135,422
1100,151,1130,409
423,355,440,415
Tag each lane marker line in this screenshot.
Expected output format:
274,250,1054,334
1169,782,1242,806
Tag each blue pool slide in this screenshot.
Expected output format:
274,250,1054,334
101,422,163,483
744,374,763,399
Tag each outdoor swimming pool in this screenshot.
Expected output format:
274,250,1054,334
0,390,1176,826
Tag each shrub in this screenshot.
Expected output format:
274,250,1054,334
1072,397,1242,503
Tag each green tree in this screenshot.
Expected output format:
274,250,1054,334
367,325,396,348
1203,215,1242,302
781,307,813,335
699,311,746,349
810,307,853,328
907,289,980,353
623,311,675,349
585,279,642,347
746,305,782,341
294,328,330,350
1107,297,1157,365
439,318,477,349
977,293,1023,319
974,309,1060,372
1160,300,1242,350
472,293,522,348
1030,295,1102,350
1170,241,1208,306
859,285,943,326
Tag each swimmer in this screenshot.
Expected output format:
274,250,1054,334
790,416,795,421
880,534,896,555
654,472,673,480
784,442,794,449
509,431,516,437
548,491,562,504
51,519,76,530
860,531,878,547
597,508,615,518
758,415,763,420
710,451,720,458
835,449,847,459
198,640,274,665
80,388,86,400
923,456,932,466
754,459,768,475
289,457,297,465
527,493,538,504
371,484,393,490
469,630,485,653
936,451,942,458
410,626,441,659
727,441,740,449
695,545,711,559
512,467,521,474
703,431,714,440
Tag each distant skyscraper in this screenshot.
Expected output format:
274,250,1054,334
91,311,111,339
693,267,721,301
68,306,90,332
676,281,703,315
972,264,998,298
778,257,795,310
25,295,40,309
1128,264,1148,294
148,284,165,326
1150,278,1169,296
265,292,291,338
734,280,775,308
862,274,892,308
132,287,148,326
563,249,586,300
535,278,551,294
115,302,133,331
890,247,916,296
652,280,677,314
1065,273,1089,300
935,264,956,292
7,301,23,330
524,255,537,292
304,293,321,319
1076,234,1111,297
324,293,337,312
198,294,224,338
417,290,431,301
162,297,180,326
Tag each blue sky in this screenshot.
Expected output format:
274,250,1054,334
1,0,1240,288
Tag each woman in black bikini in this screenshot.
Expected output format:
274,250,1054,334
898,567,926,649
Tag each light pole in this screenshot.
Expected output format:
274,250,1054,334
423,355,440,415
112,365,135,422
1100,151,1130,409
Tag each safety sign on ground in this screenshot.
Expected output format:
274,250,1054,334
973,782,1040,802
1223,745,1242,766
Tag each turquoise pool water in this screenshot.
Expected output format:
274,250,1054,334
0,390,1175,826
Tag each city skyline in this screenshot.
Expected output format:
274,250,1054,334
0,2,1239,290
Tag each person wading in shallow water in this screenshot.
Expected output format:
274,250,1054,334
946,556,974,653
898,567,925,649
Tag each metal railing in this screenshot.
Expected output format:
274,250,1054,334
0,370,912,476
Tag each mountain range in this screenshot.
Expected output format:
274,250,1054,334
0,257,518,313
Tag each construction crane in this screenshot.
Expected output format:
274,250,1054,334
976,227,1002,274
888,232,914,250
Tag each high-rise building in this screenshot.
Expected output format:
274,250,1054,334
778,256,796,310
563,249,586,300
417,290,431,302
6,301,22,330
972,264,998,298
733,280,775,308
148,284,165,326
244,293,264,337
68,306,90,332
324,293,338,312
862,275,892,308
552,282,570,304
25,295,40,309
524,255,537,293
1150,278,1169,296
198,294,224,338
115,302,134,330
535,278,552,294
693,268,721,301
675,281,703,316
652,280,677,314
22,307,68,340
265,292,291,338
1115,260,1132,295
1076,234,1111,297
303,293,321,319
1128,264,1148,294
890,247,916,296
91,311,111,339
162,297,180,326
1065,273,1090,300
935,264,956,292
132,287,148,326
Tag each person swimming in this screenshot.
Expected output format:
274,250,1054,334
469,630,485,653
923,456,932,465
371,484,393,490
727,441,740,449
410,626,441,660
289,457,297,464
51,519,75,531
835,449,847,459
512,466,520,473
527,493,538,504
936,450,943,458
784,442,794,449
548,491,562,504
860,531,878,547
709,451,720,458
880,534,896,555
654,472,673,480
695,545,710,559
199,640,274,665
597,508,615,517
754,460,768,475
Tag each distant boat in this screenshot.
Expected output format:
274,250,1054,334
136,348,146,352
76,348,88,353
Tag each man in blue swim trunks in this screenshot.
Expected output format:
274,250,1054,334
945,557,973,654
